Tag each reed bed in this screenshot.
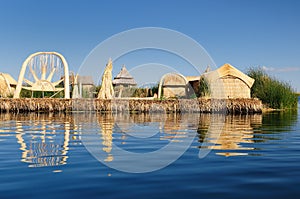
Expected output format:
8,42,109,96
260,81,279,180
247,67,298,109
0,98,262,114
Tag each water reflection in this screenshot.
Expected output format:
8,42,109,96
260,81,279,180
0,109,298,167
198,114,262,157
197,110,298,156
0,113,74,167
98,114,114,162
253,109,298,142
87,113,200,165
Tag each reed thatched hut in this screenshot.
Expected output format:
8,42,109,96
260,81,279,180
203,63,255,99
158,73,188,99
112,65,137,87
0,73,17,98
71,75,95,98
112,65,137,98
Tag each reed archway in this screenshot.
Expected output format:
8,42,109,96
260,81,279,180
13,52,70,98
158,73,189,99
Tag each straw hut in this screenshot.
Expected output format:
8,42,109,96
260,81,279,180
112,65,137,87
70,75,95,98
203,63,254,99
0,73,17,98
158,73,188,98
112,65,137,98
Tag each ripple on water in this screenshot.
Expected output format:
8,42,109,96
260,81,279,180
0,111,299,198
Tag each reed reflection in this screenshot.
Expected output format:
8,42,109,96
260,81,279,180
98,114,114,162
93,113,199,163
92,113,263,160
253,109,298,142
1,113,73,167
1,109,296,168
112,113,199,141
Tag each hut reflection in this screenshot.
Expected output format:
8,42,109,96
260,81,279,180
1,110,296,169
0,112,265,166
112,113,193,143
198,114,262,156
113,113,162,143
162,113,199,142
95,113,199,163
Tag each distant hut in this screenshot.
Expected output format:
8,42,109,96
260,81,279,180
112,65,137,98
203,63,255,99
0,73,17,98
69,74,95,98
77,76,95,98
158,73,188,99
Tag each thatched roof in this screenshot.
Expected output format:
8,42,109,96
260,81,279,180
112,65,137,86
203,63,254,88
0,73,17,85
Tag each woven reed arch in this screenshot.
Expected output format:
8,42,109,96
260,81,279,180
13,52,70,98
158,73,189,99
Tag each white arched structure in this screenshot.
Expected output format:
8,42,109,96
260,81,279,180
158,73,189,99
13,52,70,98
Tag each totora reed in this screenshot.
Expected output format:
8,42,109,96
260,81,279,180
0,98,262,114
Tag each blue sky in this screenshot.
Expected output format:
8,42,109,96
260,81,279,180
0,0,299,91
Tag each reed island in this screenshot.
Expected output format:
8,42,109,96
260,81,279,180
0,52,297,114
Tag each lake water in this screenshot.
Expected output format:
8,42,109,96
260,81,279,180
0,99,299,198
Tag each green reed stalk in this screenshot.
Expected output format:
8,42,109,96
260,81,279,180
247,67,298,109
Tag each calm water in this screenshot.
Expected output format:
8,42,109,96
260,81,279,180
0,100,299,198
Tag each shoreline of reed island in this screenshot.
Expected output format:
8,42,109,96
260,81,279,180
0,98,262,114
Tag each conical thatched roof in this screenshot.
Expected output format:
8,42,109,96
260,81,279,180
112,65,137,86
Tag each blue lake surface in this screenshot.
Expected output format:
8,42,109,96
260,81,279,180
0,99,299,198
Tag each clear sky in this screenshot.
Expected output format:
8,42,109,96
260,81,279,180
0,0,299,91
